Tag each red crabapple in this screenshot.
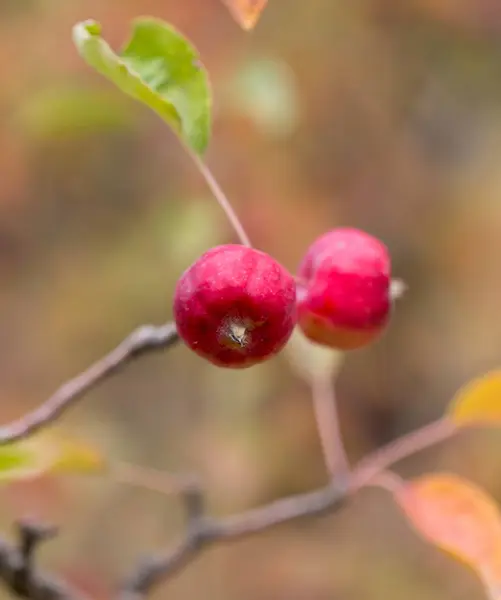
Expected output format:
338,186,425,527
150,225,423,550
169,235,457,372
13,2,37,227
296,228,391,350
173,244,297,368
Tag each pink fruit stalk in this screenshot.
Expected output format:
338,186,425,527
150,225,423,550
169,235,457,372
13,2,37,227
173,244,297,368
297,228,391,350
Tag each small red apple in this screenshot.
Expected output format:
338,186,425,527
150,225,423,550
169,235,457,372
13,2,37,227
173,244,297,368
297,228,391,350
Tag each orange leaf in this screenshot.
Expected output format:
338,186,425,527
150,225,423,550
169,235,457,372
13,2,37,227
448,370,501,426
221,0,268,30
395,473,501,595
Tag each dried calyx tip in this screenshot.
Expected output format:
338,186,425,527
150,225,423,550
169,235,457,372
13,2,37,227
228,322,248,347
390,278,407,301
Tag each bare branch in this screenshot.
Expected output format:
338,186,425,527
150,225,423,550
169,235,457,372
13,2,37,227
120,476,349,600
0,520,87,600
0,323,179,445
111,462,199,497
351,417,457,490
0,316,459,600
0,415,457,600
119,416,459,599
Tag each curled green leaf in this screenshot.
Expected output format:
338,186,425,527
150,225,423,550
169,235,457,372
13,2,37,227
72,18,211,154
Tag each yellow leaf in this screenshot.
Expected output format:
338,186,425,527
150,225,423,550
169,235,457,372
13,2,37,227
395,473,501,595
43,433,108,475
221,0,268,30
448,370,501,426
0,430,107,483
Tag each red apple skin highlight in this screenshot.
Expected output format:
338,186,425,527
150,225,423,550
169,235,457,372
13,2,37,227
297,228,391,350
173,244,297,368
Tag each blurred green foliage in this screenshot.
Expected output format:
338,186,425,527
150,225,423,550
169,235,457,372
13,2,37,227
15,86,137,140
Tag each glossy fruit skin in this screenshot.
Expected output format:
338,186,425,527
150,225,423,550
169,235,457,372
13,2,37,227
173,244,297,368
297,228,391,350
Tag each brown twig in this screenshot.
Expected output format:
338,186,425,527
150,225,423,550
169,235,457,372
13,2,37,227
111,461,200,497
0,519,87,600
0,413,457,600
0,408,456,600
0,318,460,600
0,323,179,445
119,477,349,600
119,416,459,599
350,417,457,490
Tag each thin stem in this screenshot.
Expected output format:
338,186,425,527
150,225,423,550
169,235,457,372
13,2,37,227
111,461,198,497
121,478,348,599
351,417,457,490
364,470,405,494
188,149,252,247
311,370,350,480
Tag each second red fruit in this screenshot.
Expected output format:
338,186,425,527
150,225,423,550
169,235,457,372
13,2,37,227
173,244,297,368
297,228,391,350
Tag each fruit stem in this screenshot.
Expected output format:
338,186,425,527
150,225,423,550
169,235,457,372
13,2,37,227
311,368,350,480
111,461,197,496
187,147,252,248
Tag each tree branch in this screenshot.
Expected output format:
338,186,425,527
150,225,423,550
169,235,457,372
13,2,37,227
0,520,87,600
0,323,179,445
0,415,457,600
350,417,457,490
119,476,349,600
0,316,460,600
119,416,458,599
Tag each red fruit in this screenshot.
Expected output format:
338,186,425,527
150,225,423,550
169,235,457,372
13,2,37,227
297,228,391,350
173,244,297,368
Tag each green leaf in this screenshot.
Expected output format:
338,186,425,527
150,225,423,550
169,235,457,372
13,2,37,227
0,445,38,477
72,18,211,154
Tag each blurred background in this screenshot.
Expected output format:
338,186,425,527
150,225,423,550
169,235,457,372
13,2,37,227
1,0,501,598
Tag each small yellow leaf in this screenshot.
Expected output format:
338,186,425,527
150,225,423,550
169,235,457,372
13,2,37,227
395,473,501,594
221,0,268,30
43,434,107,475
448,370,501,426
0,430,107,483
